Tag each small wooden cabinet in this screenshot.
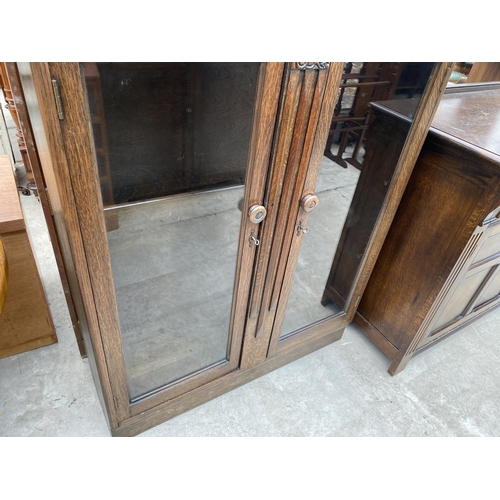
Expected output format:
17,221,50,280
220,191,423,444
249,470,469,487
353,83,500,374
0,155,57,357
18,62,450,435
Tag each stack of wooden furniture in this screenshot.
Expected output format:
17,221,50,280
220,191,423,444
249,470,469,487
0,154,57,357
323,62,434,170
1,62,85,355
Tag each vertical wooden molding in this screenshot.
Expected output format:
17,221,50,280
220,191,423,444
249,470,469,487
26,62,127,427
241,62,343,368
47,62,133,422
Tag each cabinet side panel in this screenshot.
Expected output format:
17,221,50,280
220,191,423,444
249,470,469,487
358,142,490,348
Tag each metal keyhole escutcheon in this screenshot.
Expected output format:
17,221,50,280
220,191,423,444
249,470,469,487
249,229,260,247
297,220,309,236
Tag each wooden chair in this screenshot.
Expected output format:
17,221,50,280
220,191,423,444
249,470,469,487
324,62,404,169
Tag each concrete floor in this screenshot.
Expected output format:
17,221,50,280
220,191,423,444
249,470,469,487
1,97,499,437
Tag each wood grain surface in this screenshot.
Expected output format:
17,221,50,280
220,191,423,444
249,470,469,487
343,62,453,321
352,82,500,374
22,61,453,434
271,64,452,358
241,63,344,368
0,238,7,314
467,62,500,84
25,62,116,428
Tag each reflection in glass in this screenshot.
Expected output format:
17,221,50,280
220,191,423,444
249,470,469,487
281,162,359,335
83,63,260,398
281,62,436,338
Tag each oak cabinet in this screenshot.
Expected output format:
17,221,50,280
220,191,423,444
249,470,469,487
0,155,57,357
353,83,500,374
18,62,450,435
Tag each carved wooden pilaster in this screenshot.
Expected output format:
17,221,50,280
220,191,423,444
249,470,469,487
241,62,344,367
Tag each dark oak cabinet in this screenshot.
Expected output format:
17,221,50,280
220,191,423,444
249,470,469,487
353,83,500,374
17,62,450,435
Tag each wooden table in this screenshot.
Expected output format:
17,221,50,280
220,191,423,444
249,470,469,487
0,154,56,357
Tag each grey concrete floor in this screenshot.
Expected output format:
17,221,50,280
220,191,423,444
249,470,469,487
1,160,499,437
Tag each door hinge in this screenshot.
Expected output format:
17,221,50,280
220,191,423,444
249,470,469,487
51,78,65,120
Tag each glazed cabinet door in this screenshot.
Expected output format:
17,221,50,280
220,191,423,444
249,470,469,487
257,63,452,358
30,62,285,424
27,62,343,429
82,63,282,404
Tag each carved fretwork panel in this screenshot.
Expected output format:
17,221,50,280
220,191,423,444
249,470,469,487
291,62,331,71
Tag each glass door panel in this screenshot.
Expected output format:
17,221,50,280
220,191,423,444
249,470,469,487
280,163,357,335
83,63,260,399
278,62,437,339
